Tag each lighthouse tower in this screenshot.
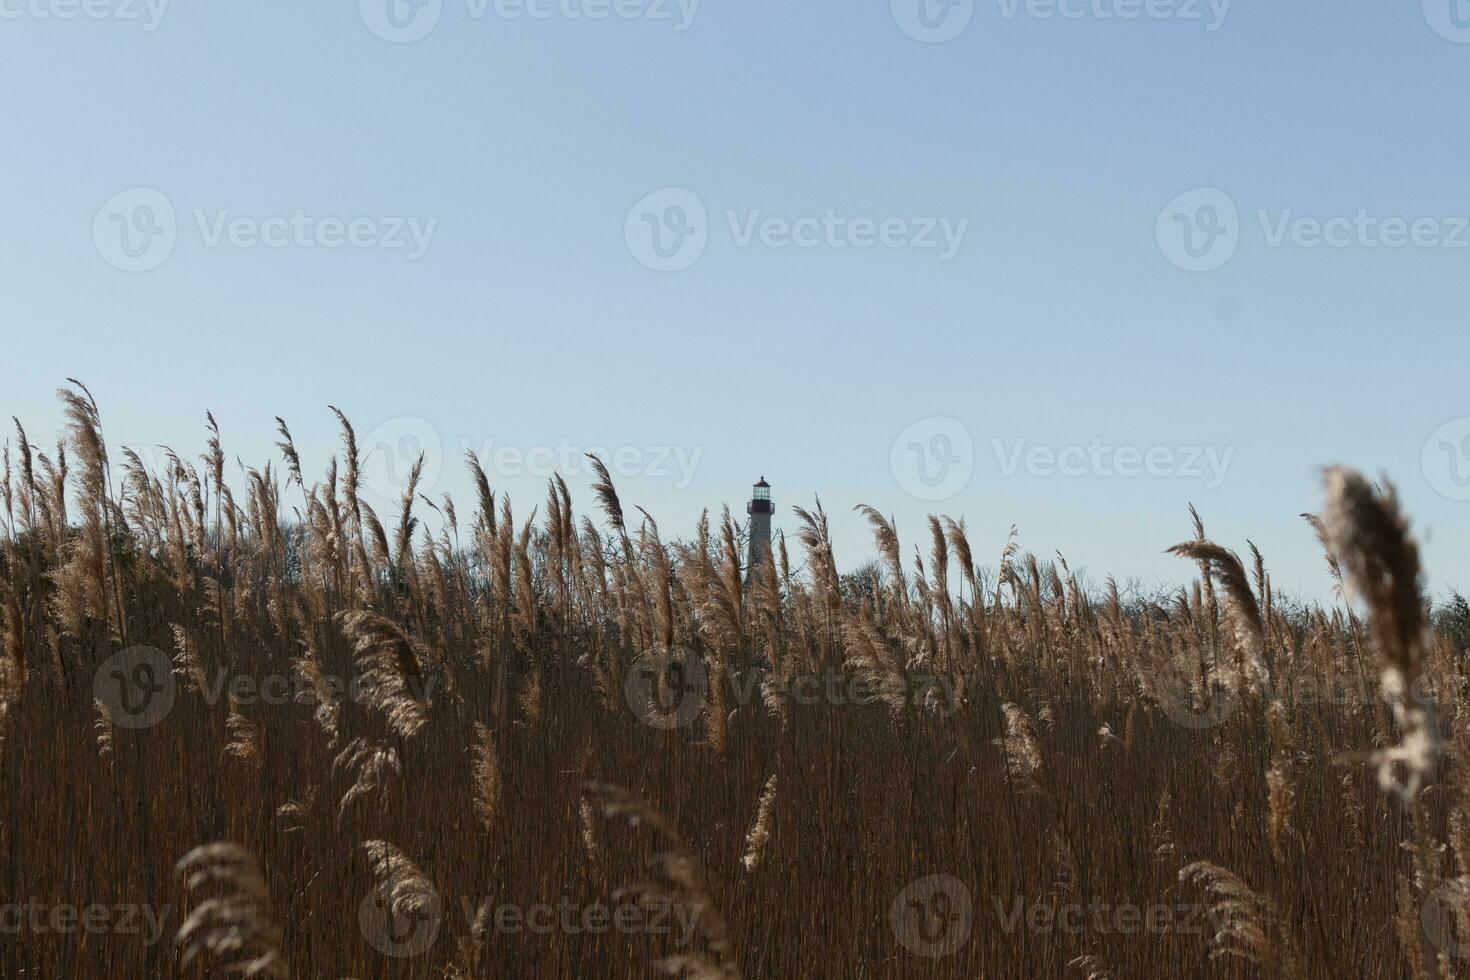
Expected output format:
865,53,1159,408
746,476,773,577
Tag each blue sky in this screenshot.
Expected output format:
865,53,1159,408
2,0,1468,602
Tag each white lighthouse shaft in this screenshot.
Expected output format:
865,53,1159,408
747,510,772,568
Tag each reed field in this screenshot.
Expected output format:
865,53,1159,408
4,381,1470,978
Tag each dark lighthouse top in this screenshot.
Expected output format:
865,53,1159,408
748,477,773,515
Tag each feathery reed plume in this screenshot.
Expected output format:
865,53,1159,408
1167,540,1267,690
579,795,601,861
518,667,543,726
11,417,36,531
448,901,491,980
1266,762,1295,863
333,737,401,822
361,502,391,569
587,453,626,535
336,609,432,738
203,411,224,522
1179,860,1303,976
274,792,317,836
1264,703,1296,865
1249,539,1272,624
394,453,425,567
170,623,206,694
994,524,1019,608
1321,468,1424,678
741,774,777,873
91,698,114,761
994,702,1044,794
327,406,361,524
854,504,906,607
465,449,496,540
589,782,742,979
1301,511,1346,596
1,581,23,706
927,516,954,660
176,843,287,978
943,516,975,592
292,644,341,743
223,697,265,769
56,382,120,639
1187,504,1219,635
944,515,984,648
793,499,841,624
361,839,440,951
470,722,501,832
1321,467,1435,803
1150,788,1177,864
328,406,372,595
841,607,908,720
273,417,303,489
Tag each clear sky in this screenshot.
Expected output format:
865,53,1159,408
2,0,1468,603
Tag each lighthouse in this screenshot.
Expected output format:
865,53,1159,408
746,476,773,577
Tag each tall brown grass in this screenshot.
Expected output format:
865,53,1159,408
1,383,1467,977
